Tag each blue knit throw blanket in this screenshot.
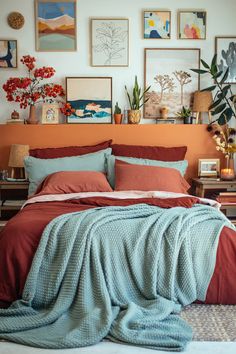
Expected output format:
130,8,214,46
0,204,232,351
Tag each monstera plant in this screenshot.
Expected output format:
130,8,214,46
191,55,236,125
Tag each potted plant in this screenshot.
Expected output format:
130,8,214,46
125,76,151,124
113,102,123,124
176,106,193,124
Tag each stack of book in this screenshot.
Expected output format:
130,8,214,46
2,200,26,207
216,192,236,205
6,119,25,124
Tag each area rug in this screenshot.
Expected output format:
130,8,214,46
181,305,236,341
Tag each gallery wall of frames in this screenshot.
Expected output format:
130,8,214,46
0,0,235,124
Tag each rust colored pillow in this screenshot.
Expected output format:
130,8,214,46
111,144,187,161
30,140,112,159
35,171,113,196
114,160,190,193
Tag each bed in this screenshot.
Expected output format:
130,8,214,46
0,141,236,352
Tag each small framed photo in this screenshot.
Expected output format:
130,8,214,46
215,36,236,84
178,11,206,39
41,103,59,124
0,40,17,68
143,11,171,39
198,159,220,178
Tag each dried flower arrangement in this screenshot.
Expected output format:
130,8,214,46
207,123,236,156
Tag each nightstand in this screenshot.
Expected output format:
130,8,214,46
0,181,29,222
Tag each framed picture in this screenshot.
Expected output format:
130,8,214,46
91,18,129,67
198,159,220,178
66,77,112,124
178,11,206,39
41,103,59,124
215,36,236,84
35,0,77,51
144,48,200,119
0,40,17,68
156,119,176,124
143,10,171,39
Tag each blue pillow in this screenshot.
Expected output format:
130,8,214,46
106,155,188,188
24,148,112,196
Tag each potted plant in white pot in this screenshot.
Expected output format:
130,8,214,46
125,76,151,124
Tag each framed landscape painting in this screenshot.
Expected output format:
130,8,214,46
66,77,112,123
0,40,17,68
35,0,76,51
144,48,200,119
91,18,129,67
178,11,206,39
144,11,171,39
215,36,236,84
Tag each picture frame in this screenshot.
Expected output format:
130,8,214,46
143,10,171,39
35,0,77,52
41,103,59,124
66,77,112,124
0,40,17,68
156,119,176,124
144,48,200,119
215,36,236,84
198,159,220,178
178,11,206,40
91,18,129,67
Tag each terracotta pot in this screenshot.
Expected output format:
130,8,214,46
26,105,39,125
114,113,123,124
11,110,20,120
128,110,141,124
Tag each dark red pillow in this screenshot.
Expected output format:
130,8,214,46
111,144,187,162
29,140,112,159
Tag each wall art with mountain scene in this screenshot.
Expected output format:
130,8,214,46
35,0,76,51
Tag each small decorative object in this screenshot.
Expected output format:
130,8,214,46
66,77,112,123
192,91,212,124
11,110,20,120
159,106,169,119
114,102,123,124
178,11,206,39
8,144,29,179
125,75,151,124
0,40,17,68
60,102,75,117
220,159,235,180
143,11,171,39
3,55,65,124
198,159,220,178
42,103,59,124
191,55,236,125
215,36,236,84
7,12,25,30
91,18,129,67
35,0,77,51
156,119,176,124
144,48,200,119
176,106,193,124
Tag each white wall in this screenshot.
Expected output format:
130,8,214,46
0,0,235,124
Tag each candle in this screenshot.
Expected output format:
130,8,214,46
220,168,235,181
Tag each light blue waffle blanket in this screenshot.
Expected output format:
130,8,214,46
0,203,232,351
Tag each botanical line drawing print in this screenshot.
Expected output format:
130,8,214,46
173,71,192,105
92,20,128,66
154,74,175,102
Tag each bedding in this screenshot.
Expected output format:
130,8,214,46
106,155,188,188
24,148,112,196
111,143,187,161
29,140,112,159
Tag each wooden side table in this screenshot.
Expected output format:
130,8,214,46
192,178,236,198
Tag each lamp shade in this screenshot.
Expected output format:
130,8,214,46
8,144,29,168
193,91,213,112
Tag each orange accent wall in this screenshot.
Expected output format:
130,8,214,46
0,124,221,179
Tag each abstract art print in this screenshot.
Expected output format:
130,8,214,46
35,0,76,51
66,77,112,123
178,11,206,39
91,18,129,67
41,103,59,124
144,48,200,119
144,11,171,39
0,40,17,68
216,37,236,84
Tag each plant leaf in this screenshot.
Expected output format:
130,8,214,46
212,103,226,115
190,69,208,74
211,54,217,68
201,85,216,92
218,108,233,125
209,98,222,110
201,59,210,69
220,68,229,84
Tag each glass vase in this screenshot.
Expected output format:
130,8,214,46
220,153,235,180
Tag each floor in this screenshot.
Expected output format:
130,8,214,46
1,341,236,354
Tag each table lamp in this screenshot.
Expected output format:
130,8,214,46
193,91,213,124
8,144,29,179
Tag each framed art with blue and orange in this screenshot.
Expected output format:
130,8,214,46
143,10,171,39
66,77,112,124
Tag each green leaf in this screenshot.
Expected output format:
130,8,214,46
211,64,218,76
212,103,226,115
211,54,217,68
190,69,208,74
220,68,229,84
201,85,216,92
209,98,222,110
213,71,223,79
201,59,210,69
218,108,233,125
